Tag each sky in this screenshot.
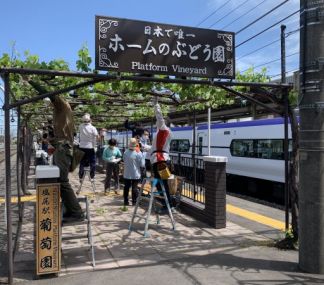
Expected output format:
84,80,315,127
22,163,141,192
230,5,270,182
0,0,300,128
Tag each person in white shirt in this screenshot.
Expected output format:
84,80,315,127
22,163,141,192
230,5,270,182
78,113,99,181
139,129,152,175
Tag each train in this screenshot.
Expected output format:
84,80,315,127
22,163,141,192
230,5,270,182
108,117,292,203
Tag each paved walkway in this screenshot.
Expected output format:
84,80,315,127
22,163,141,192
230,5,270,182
2,169,324,284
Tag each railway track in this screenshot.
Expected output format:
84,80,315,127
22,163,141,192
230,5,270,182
0,151,4,164
0,146,17,164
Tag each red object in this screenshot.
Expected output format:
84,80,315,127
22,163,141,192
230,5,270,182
156,129,169,161
47,145,55,155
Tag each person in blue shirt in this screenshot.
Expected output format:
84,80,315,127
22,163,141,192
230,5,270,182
123,138,145,206
102,138,122,193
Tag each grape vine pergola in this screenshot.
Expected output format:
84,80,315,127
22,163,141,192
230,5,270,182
0,67,292,284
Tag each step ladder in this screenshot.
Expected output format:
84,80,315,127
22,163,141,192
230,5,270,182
62,196,95,267
129,177,176,237
76,167,96,195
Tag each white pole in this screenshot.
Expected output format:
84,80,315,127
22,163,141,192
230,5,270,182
208,107,211,156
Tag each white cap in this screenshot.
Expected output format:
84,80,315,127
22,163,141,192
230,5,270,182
43,97,51,105
82,113,91,122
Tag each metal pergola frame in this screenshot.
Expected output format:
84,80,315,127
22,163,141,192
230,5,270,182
0,66,292,284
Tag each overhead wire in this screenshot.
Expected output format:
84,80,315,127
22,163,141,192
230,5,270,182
281,16,300,27
236,10,300,48
236,0,290,34
269,68,299,78
197,0,299,59
221,0,269,30
286,27,300,36
195,2,300,81
237,38,280,60
208,0,252,29
196,0,233,27
240,52,299,73
237,28,299,60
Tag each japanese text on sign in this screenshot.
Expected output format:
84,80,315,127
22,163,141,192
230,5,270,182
95,16,235,79
36,184,61,275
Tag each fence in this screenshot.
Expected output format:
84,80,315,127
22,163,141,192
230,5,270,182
170,153,205,204
96,147,206,205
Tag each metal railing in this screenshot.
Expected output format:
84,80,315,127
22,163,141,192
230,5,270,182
96,147,206,204
170,152,205,204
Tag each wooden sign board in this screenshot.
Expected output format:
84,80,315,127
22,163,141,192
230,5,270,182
95,15,235,79
36,183,61,275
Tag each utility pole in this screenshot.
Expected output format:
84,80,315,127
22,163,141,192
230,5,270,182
299,0,324,274
281,24,290,232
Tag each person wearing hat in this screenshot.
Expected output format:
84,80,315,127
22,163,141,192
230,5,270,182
122,138,145,206
78,113,99,182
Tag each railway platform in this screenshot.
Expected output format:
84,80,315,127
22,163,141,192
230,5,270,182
1,161,324,285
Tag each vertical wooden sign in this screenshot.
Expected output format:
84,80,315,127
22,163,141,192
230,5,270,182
36,183,61,275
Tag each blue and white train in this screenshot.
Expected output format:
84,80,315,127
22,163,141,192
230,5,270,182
110,117,291,200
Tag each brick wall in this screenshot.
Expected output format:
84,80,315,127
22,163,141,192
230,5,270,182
180,159,226,229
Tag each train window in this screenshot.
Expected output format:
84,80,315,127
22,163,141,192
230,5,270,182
231,140,254,157
256,139,283,159
170,139,190,152
230,139,289,160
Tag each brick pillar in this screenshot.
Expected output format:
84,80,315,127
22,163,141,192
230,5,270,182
203,156,227,229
